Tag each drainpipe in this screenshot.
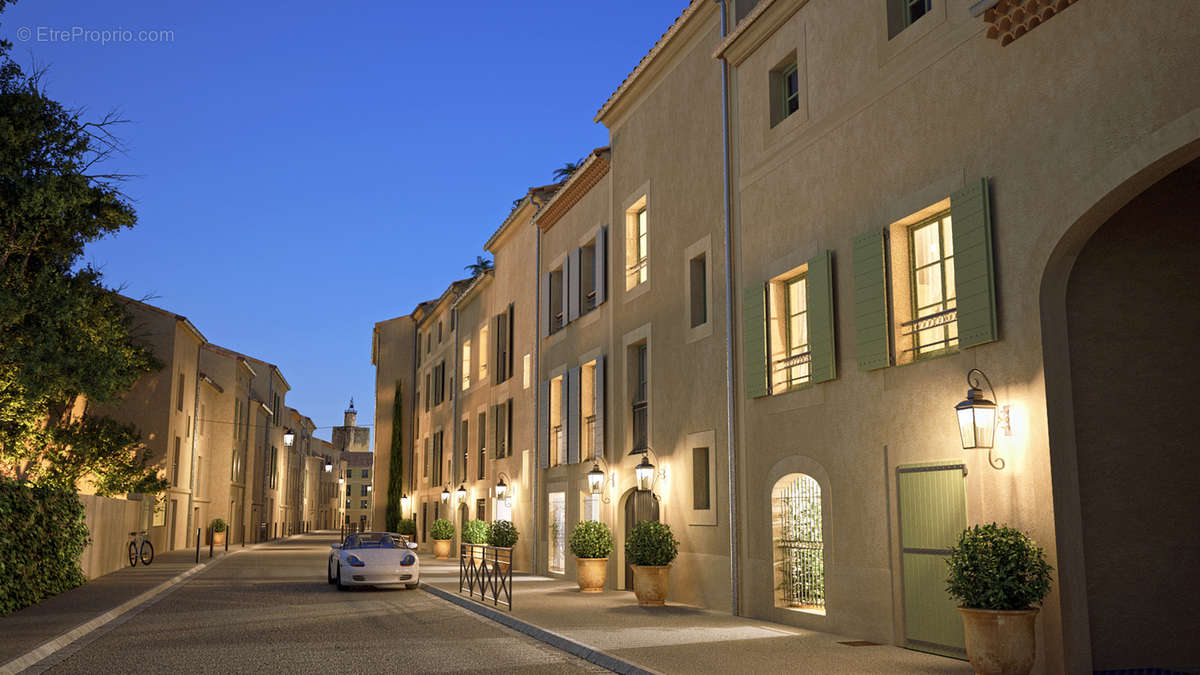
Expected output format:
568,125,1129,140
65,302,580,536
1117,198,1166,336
714,0,740,617
185,339,203,545
531,193,546,574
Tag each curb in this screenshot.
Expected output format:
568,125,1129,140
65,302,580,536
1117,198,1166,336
420,583,656,675
0,535,301,675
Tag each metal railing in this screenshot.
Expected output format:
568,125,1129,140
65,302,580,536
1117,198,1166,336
901,307,958,353
459,544,513,609
626,258,647,287
584,289,597,312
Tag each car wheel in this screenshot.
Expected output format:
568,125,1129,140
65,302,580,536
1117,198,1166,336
327,559,336,585
336,564,348,592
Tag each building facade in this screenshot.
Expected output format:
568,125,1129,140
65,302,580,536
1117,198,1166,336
368,1,1199,672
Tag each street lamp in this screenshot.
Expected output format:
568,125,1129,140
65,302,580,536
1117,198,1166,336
954,368,1005,470
634,455,655,491
455,484,467,504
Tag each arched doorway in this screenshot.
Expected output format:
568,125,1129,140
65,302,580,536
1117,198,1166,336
1063,156,1200,670
771,474,825,613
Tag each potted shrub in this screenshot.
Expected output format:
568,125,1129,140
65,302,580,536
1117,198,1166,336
625,520,678,606
210,518,227,547
488,520,519,573
947,523,1053,675
396,518,417,538
462,519,489,562
430,518,455,559
569,520,613,593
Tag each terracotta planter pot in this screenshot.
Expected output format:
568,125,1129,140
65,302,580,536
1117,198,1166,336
433,539,451,559
575,557,608,593
631,565,670,606
211,530,226,547
958,607,1039,675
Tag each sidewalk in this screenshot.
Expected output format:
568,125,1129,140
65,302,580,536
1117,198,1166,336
420,558,972,675
0,536,266,666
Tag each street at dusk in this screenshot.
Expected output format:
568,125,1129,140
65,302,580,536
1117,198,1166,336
2,1,1198,674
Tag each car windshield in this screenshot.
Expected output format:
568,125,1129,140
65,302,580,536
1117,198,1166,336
342,533,407,549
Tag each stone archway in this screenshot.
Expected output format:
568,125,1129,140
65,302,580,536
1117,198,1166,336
1052,156,1200,670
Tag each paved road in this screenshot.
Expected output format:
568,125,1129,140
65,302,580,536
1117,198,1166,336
35,532,604,674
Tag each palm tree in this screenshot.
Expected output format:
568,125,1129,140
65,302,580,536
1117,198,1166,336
552,157,586,182
465,256,493,277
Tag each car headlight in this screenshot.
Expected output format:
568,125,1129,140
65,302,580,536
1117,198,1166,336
346,555,366,567
400,553,416,566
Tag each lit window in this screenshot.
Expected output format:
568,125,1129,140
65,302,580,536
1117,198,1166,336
625,200,649,291
462,340,472,390
478,325,488,381
908,212,957,356
769,272,810,393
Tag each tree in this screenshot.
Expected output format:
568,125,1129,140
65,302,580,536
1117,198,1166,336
464,255,493,277
385,381,403,532
0,31,166,496
552,157,585,182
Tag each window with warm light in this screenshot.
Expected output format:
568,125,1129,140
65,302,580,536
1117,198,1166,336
625,200,649,291
909,212,957,357
478,325,488,381
768,271,811,393
549,376,564,467
461,340,472,390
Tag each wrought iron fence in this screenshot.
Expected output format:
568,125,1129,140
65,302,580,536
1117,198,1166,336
459,544,513,609
775,475,824,610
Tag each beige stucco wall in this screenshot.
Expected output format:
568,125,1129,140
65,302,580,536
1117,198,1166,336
724,0,1200,671
371,314,416,531
595,2,733,611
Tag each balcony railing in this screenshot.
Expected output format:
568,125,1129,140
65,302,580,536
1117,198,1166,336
551,312,564,334
583,415,596,459
584,289,597,312
901,307,958,353
552,424,564,466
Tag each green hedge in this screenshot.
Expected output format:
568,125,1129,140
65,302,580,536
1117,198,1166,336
0,478,90,615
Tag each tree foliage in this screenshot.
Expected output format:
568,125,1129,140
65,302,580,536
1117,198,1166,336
0,32,165,496
385,381,403,531
0,477,90,615
464,255,492,277
552,157,585,182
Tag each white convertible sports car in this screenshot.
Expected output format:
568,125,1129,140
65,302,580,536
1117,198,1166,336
328,532,420,591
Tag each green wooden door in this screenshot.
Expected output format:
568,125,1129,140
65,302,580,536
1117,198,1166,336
897,463,967,658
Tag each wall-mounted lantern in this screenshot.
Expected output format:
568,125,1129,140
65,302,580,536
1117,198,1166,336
324,458,333,473
635,455,656,491
440,485,451,504
954,368,1007,470
455,484,467,504
283,429,295,447
400,493,410,516
587,463,605,494
496,474,508,500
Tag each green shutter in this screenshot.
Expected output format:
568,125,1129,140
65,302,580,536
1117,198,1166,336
806,250,836,383
742,283,768,398
853,230,891,370
950,178,998,348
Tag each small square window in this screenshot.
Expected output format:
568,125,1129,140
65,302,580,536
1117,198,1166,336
770,57,800,127
690,253,707,328
888,0,932,38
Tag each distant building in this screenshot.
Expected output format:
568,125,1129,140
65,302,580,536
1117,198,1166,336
331,400,371,454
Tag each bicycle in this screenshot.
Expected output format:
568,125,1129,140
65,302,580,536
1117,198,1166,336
128,530,154,567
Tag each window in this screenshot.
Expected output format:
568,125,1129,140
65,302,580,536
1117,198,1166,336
769,273,811,393
908,212,957,357
426,333,431,354
771,58,800,127
437,320,443,343
692,447,711,510
494,399,513,459
888,0,932,38
495,305,514,383
476,498,485,522
548,491,566,574
549,376,564,467
523,354,531,389
177,373,185,411
234,399,242,441
460,419,469,484
772,473,825,613
425,372,431,412
626,206,649,291
423,437,430,478
632,344,648,452
477,411,486,480
269,445,278,489
360,484,369,497
433,361,447,405
431,431,443,486
462,340,472,390
581,361,597,460
580,241,598,313
172,436,181,485
583,493,600,522
361,469,369,479
360,499,368,509
346,468,353,479
734,0,760,23
549,265,565,334
416,332,422,366
346,499,351,509
690,253,707,328
477,326,488,381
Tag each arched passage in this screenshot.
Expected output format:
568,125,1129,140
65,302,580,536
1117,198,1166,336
771,473,825,613
1062,155,1200,670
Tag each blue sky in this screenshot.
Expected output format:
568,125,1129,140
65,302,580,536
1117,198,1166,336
2,1,686,439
